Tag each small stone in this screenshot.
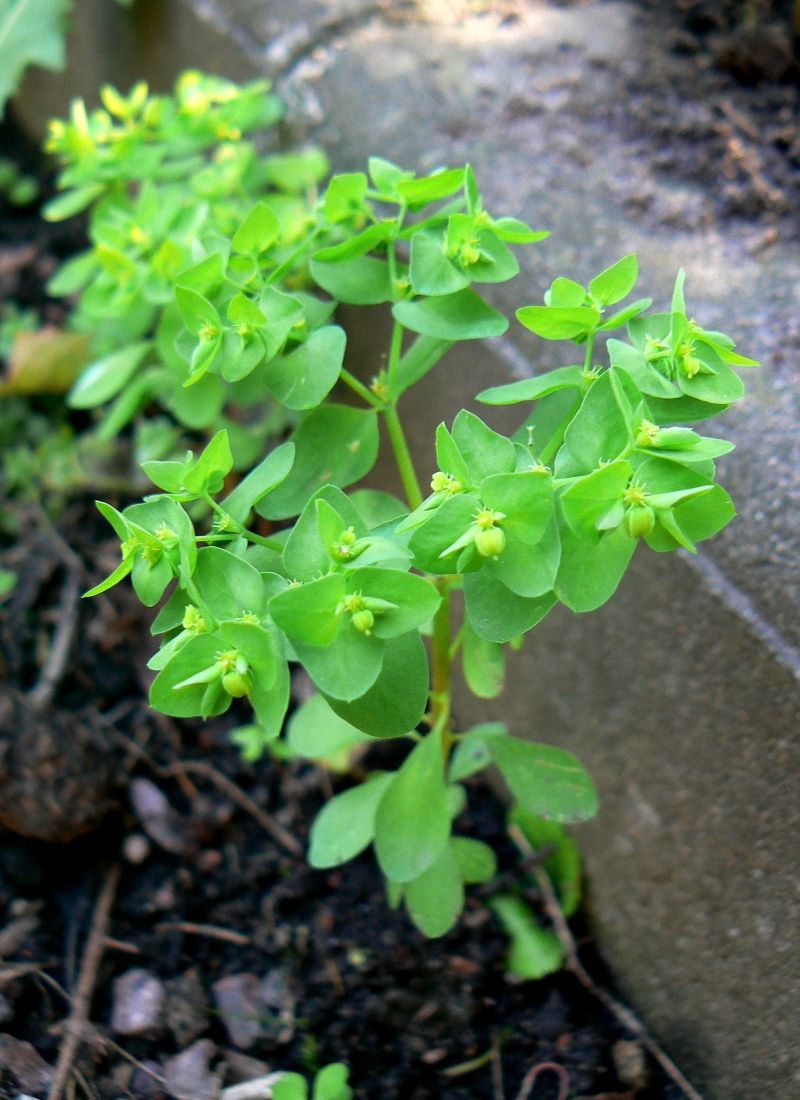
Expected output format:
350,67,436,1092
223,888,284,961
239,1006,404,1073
212,974,264,1050
0,1033,53,1093
123,832,151,864
110,968,166,1036
164,1039,220,1100
222,1050,271,1085
130,778,193,855
130,1059,167,1098
166,968,209,1046
0,992,14,1023
612,1038,648,1089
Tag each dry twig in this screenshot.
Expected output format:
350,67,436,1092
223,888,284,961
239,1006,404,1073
156,920,251,946
508,825,704,1100
28,522,83,713
47,864,120,1100
162,759,303,857
514,1061,569,1100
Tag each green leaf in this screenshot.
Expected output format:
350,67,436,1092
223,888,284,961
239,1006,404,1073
588,253,638,306
369,156,414,193
409,231,469,297
269,573,345,646
293,623,384,700
393,289,507,341
43,184,104,221
263,325,346,410
453,410,516,482
463,570,555,643
448,723,503,782
324,631,429,738
489,895,564,980
150,634,231,719
546,277,586,308
313,1064,352,1100
323,172,368,223
310,255,393,305
308,772,394,868
408,492,480,574
352,568,441,638
561,370,639,474
218,620,276,687
283,486,365,581
175,286,219,335
221,441,295,523
477,365,584,406
495,721,582,810
559,460,632,544
597,297,652,332
183,429,234,495
193,546,267,621
462,622,505,699
491,217,549,244
555,522,636,612
517,305,601,341
288,693,370,760
312,223,391,263
452,837,496,883
67,342,151,408
258,405,380,520
405,843,464,938
396,167,465,206
231,201,280,253
273,1073,308,1100
374,729,450,882
264,147,329,192
434,423,472,486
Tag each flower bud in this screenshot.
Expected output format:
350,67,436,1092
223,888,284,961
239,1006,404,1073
222,670,252,697
475,526,506,559
625,504,655,539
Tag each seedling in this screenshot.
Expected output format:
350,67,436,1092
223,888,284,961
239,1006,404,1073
78,76,757,940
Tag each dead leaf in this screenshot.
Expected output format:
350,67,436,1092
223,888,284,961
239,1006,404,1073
1,327,91,395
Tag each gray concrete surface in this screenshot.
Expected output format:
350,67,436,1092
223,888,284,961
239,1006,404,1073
11,2,800,1097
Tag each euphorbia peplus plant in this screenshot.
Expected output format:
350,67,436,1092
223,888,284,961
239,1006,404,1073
85,136,757,937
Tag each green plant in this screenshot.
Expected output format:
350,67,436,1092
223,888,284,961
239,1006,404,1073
45,72,334,465
273,1063,352,1100
81,82,757,940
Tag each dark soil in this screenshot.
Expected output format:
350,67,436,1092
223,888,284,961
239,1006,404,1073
0,2,797,1096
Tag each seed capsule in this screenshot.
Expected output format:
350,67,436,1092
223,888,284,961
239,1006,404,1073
222,670,252,697
625,504,655,539
351,609,375,635
474,526,506,559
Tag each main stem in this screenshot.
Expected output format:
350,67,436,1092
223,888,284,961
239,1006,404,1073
380,317,452,759
431,579,453,760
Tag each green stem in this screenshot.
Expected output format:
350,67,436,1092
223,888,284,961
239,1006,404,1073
386,317,404,393
266,226,324,285
383,403,423,509
583,333,596,371
202,494,283,551
340,367,383,409
431,579,453,762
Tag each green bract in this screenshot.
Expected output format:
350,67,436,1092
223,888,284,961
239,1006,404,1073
81,74,757,942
